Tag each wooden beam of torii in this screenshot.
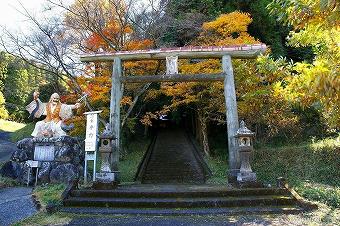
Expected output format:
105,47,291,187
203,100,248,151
80,44,266,62
80,44,267,182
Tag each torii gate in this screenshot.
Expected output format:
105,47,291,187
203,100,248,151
80,44,266,181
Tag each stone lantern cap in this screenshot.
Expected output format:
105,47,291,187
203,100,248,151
100,123,116,140
234,120,255,138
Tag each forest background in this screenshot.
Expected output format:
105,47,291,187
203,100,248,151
0,0,339,211
0,0,338,151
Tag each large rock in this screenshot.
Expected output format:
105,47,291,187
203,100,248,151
17,138,35,152
55,145,73,162
0,161,23,179
37,162,52,183
11,149,33,162
18,165,35,185
50,163,79,183
1,136,84,184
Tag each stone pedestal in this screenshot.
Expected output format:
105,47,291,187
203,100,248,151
93,127,119,189
93,171,119,189
237,149,256,182
0,136,84,185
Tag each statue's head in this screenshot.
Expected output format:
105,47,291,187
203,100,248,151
49,93,60,105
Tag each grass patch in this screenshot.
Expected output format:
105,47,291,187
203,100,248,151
0,175,20,188
295,182,340,208
0,119,26,132
207,135,340,208
205,155,228,185
34,183,66,210
119,137,151,182
10,122,35,142
13,212,73,226
254,135,340,187
254,135,340,208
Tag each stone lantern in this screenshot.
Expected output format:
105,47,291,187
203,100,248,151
235,120,256,183
99,132,114,173
94,124,119,189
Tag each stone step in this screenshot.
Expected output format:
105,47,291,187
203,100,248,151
141,178,205,183
64,195,296,208
71,188,290,198
141,176,204,181
143,168,199,173
142,173,203,178
60,205,304,215
145,165,195,170
144,166,203,172
141,180,205,184
136,128,207,184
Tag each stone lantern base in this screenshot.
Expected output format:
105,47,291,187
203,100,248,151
93,171,120,190
237,171,257,182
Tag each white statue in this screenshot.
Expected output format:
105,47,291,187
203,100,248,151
26,91,80,137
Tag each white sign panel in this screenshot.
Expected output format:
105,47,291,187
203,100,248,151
34,145,55,161
83,111,102,183
84,111,101,152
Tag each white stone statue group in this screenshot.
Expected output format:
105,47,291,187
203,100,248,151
26,91,81,137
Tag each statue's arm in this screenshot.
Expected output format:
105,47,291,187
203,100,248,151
69,103,81,110
60,103,80,121
26,91,47,119
26,99,46,118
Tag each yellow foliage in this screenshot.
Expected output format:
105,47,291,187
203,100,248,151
196,11,259,46
203,12,253,35
121,96,132,106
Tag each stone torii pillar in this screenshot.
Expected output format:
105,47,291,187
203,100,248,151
222,55,240,181
110,57,122,172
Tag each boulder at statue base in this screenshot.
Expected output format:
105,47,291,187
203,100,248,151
50,163,79,183
0,161,23,179
38,162,52,183
0,136,84,184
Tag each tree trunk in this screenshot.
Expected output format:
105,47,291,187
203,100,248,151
198,110,210,157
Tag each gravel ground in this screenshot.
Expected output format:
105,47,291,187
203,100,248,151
0,187,37,226
66,215,274,226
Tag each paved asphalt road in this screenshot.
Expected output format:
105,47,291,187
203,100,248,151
0,131,18,162
0,132,37,226
0,187,37,226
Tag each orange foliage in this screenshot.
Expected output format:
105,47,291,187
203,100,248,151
160,11,298,140
197,11,259,46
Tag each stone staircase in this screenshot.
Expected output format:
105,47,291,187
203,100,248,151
136,128,211,184
61,127,316,215
61,184,308,215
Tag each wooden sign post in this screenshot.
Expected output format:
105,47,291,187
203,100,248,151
84,111,102,183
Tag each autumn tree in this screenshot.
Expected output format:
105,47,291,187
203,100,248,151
54,0,164,138
158,12,300,155
268,0,340,128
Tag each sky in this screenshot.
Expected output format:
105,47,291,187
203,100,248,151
0,0,46,29
0,0,73,31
